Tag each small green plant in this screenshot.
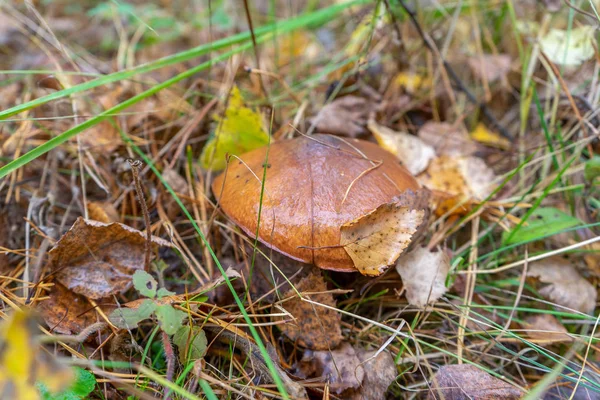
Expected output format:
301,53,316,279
109,270,186,336
37,367,96,400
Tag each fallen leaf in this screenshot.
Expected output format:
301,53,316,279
540,26,595,67
36,282,100,335
418,155,497,216
86,201,119,223
161,167,189,195
428,364,522,399
200,86,270,171
48,217,172,299
395,247,449,307
296,342,365,394
311,96,371,137
418,122,476,156
368,119,435,175
470,122,510,149
277,271,342,350
523,314,572,343
468,54,512,83
348,350,397,400
0,309,74,399
109,299,157,330
527,257,596,314
341,201,425,276
393,72,432,94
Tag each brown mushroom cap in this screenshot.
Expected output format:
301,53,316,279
212,134,423,272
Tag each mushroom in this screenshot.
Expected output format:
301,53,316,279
212,134,429,276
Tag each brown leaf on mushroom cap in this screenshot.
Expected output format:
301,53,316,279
212,134,425,274
36,282,105,335
527,257,596,314
427,364,522,399
48,217,172,300
276,271,342,350
341,203,424,276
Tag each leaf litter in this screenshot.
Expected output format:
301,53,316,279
1,1,599,398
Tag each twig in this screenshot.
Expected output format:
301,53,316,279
394,0,513,139
129,159,151,271
161,331,176,400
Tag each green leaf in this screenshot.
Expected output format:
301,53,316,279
173,325,207,364
109,299,157,330
584,157,600,182
200,86,270,171
155,304,187,335
502,207,583,246
38,367,96,400
156,288,175,298
133,270,158,298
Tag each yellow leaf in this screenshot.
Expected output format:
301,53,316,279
200,86,270,171
0,310,74,399
393,72,432,94
470,123,510,149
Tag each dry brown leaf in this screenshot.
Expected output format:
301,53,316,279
417,122,476,157
296,342,365,394
347,350,397,400
368,119,435,175
468,54,512,83
162,167,189,195
87,201,119,223
311,96,371,137
418,155,497,216
48,217,172,300
523,314,572,344
395,247,449,307
428,364,522,399
527,257,596,314
277,271,342,350
36,282,103,335
341,201,425,276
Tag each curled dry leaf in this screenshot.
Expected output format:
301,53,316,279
468,54,512,83
418,155,497,216
311,96,372,137
368,119,435,175
428,364,522,400
295,342,364,394
395,247,449,307
276,271,342,350
340,201,425,276
37,282,102,335
86,201,119,223
523,314,572,344
48,217,172,300
540,26,595,67
347,350,397,400
417,122,476,157
527,257,596,314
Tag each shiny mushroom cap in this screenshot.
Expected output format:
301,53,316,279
212,134,428,274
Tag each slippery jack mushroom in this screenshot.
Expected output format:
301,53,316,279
212,134,429,276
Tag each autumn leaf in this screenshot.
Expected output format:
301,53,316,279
527,257,596,314
48,218,172,299
200,86,270,171
470,122,510,149
0,309,74,399
369,118,435,175
395,247,450,307
341,200,425,276
276,271,342,350
311,96,372,138
523,314,572,344
428,364,522,399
